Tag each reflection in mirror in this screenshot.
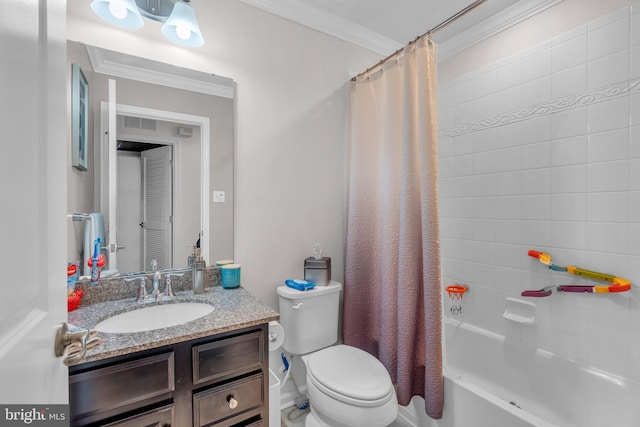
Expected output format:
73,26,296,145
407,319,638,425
99,101,210,275
67,41,235,276
115,115,202,273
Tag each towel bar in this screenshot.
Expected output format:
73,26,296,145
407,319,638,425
69,213,90,221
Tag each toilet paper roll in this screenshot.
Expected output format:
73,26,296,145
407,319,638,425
268,321,285,351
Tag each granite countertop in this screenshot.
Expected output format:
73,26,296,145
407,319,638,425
67,286,279,366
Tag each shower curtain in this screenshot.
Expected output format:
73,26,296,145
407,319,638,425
344,38,443,419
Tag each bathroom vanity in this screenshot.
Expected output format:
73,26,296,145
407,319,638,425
67,286,279,426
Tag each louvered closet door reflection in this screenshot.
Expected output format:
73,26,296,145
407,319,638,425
142,145,173,271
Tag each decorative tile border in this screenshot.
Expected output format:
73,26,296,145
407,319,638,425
440,77,640,138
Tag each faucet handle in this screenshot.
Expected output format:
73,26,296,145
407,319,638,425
125,276,149,302
163,272,185,298
165,276,175,298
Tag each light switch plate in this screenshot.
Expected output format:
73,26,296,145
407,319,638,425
213,190,225,203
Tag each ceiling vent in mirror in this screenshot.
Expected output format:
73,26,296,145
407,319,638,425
90,0,204,47
141,118,157,131
124,116,157,131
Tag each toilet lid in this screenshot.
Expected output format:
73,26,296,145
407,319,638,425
307,345,393,403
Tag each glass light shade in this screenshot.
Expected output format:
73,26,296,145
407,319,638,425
161,1,204,47
91,0,144,29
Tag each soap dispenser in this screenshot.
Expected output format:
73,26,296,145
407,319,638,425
188,245,198,267
192,250,206,294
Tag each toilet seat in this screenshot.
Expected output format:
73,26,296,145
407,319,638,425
306,345,394,407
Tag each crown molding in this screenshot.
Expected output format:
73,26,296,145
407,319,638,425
438,0,565,60
238,0,402,55
240,0,564,60
86,45,234,99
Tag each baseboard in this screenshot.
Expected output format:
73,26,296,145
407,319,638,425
397,404,419,427
280,385,309,411
279,389,297,411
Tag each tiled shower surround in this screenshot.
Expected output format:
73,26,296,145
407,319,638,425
438,4,640,383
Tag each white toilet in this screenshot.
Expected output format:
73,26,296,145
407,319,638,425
277,281,397,427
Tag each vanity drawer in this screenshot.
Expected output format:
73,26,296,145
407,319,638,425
103,403,174,426
70,352,174,420
193,373,264,426
192,331,263,385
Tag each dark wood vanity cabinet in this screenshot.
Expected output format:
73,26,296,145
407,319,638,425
69,324,269,427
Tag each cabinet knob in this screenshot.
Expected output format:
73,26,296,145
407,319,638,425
227,395,238,409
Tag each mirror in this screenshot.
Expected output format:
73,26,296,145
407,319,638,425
67,41,235,276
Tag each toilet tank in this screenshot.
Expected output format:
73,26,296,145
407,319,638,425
277,281,342,355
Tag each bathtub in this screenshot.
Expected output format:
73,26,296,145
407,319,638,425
398,320,640,427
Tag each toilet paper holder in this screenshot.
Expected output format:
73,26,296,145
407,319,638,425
268,321,285,351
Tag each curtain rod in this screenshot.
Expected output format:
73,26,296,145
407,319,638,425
351,0,488,81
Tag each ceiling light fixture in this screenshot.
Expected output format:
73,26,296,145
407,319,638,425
90,0,204,48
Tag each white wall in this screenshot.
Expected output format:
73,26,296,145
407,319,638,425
67,42,96,266
66,1,381,308
440,0,637,82
439,0,640,399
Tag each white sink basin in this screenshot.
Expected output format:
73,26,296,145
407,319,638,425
94,302,214,334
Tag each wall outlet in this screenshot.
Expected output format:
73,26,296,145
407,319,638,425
213,190,225,203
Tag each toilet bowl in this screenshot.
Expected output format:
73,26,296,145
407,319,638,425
277,282,398,427
301,345,397,427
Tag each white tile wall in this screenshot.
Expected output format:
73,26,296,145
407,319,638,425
439,4,640,383
552,34,587,73
552,64,587,99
